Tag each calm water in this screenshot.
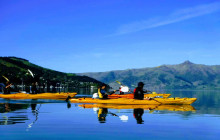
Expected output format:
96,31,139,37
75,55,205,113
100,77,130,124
0,90,220,140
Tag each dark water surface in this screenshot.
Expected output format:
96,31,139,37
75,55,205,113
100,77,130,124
0,90,220,140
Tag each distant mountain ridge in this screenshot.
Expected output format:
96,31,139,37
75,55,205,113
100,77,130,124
78,61,220,90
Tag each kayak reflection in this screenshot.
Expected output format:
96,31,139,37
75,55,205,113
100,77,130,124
79,104,196,124
78,104,196,112
96,108,128,123
0,103,29,125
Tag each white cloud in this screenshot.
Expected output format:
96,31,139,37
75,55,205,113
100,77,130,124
114,2,220,35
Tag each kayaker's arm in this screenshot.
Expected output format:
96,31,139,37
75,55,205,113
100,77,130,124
108,90,117,95
6,83,12,89
144,90,151,93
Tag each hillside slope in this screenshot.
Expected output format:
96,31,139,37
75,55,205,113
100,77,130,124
0,57,104,91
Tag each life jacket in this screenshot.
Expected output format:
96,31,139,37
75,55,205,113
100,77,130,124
98,88,103,98
134,87,144,100
133,88,137,93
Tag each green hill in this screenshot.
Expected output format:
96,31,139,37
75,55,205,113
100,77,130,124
0,56,104,92
78,61,220,90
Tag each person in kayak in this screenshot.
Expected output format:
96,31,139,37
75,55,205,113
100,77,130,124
31,81,38,94
98,84,116,99
133,82,149,100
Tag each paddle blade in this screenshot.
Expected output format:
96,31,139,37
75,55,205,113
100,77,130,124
28,69,34,78
2,75,9,82
92,93,99,98
116,80,122,85
120,86,129,92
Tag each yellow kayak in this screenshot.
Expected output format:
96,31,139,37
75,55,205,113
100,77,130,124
78,104,196,111
0,92,77,100
70,97,197,105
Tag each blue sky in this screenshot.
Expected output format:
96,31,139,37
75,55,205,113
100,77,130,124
0,0,220,73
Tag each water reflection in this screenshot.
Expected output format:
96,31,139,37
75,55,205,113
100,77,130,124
79,104,195,111
0,103,29,113
96,108,129,123
0,100,73,127
26,102,41,131
0,103,29,125
133,108,144,124
66,100,72,109
79,104,196,124
97,108,108,123
157,90,220,115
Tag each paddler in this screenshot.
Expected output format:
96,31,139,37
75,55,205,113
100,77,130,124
133,82,149,100
31,81,38,94
98,84,116,99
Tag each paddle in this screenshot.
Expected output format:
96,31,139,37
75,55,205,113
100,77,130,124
117,81,162,100
2,75,12,93
116,80,123,85
27,69,37,94
115,81,130,93
117,81,156,94
131,83,155,94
